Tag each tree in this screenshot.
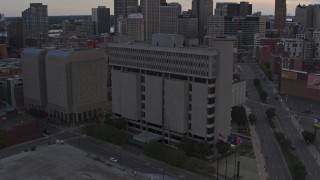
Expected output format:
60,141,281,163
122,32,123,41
248,114,257,125
301,131,315,144
253,79,260,87
216,140,231,156
266,108,276,120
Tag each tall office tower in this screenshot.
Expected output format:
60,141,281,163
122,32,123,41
295,4,308,27
314,5,320,30
178,14,198,39
0,13,5,31
307,5,314,29
239,1,252,16
192,0,213,40
114,0,139,32
22,48,48,110
92,6,110,35
215,3,239,17
45,48,108,122
22,3,48,47
140,0,160,42
160,3,181,34
118,13,145,41
7,20,24,49
108,34,233,146
274,0,287,30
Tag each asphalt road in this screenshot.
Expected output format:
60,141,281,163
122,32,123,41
239,63,292,180
240,63,320,180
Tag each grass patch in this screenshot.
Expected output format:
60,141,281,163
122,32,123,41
144,142,215,178
83,124,132,145
236,145,253,156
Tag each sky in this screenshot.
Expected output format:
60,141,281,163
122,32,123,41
0,0,318,17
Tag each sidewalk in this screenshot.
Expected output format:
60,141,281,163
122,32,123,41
244,105,269,180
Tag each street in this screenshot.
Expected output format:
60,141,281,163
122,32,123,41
240,63,320,180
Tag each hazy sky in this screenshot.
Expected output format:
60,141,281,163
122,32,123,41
0,0,318,17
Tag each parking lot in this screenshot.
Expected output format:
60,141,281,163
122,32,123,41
0,144,148,180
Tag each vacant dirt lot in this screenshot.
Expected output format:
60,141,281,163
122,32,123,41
0,144,147,180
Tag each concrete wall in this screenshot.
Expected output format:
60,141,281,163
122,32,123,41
112,70,140,120
214,41,233,140
190,82,207,137
164,79,187,134
232,81,246,107
145,75,163,126
22,48,47,109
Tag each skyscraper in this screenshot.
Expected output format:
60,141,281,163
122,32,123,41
22,3,48,47
192,0,213,41
140,0,160,42
314,5,320,30
295,4,308,27
92,6,110,35
274,0,286,30
239,1,252,17
114,0,139,32
160,3,181,34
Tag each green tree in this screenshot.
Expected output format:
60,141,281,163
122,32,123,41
301,131,316,144
216,140,230,155
248,114,257,125
266,108,276,120
253,79,260,87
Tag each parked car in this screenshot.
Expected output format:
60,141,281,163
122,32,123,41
110,157,118,163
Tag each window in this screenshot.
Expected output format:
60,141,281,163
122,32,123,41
208,107,215,115
208,117,215,124
189,84,192,91
141,94,145,100
208,87,215,94
207,127,214,134
208,97,215,104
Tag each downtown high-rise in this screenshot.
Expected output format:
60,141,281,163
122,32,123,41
192,0,213,41
274,0,286,30
22,3,48,47
140,0,160,42
114,0,138,32
92,6,110,35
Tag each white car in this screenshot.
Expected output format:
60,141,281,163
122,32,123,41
110,157,118,163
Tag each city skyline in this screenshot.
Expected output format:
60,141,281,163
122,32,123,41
0,0,318,17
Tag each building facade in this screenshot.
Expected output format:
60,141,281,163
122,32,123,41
108,34,233,146
274,0,286,30
117,13,145,41
22,3,48,47
192,0,213,41
114,0,139,32
7,20,24,49
178,14,198,39
92,6,110,35
22,48,48,110
140,0,160,42
160,3,181,34
45,48,108,122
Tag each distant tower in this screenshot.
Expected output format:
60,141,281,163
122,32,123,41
192,0,213,41
114,0,138,32
160,3,181,34
22,3,48,47
314,5,320,30
274,0,287,30
92,6,110,35
140,0,160,42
